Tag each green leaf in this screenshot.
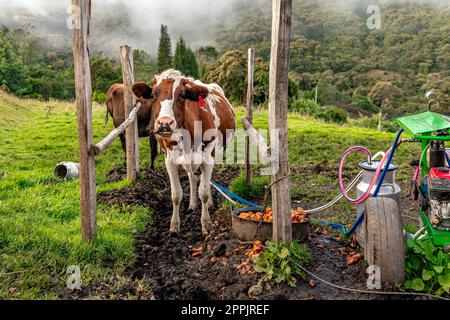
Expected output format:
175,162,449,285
248,284,262,296
436,287,446,297
404,280,412,289
274,274,285,284
253,264,265,273
284,265,291,276
411,278,425,292
433,266,444,274
422,269,435,281
437,250,447,265
278,247,289,259
438,273,450,292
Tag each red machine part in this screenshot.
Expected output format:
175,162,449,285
429,167,450,179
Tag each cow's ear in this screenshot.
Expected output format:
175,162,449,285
185,85,209,102
132,82,153,99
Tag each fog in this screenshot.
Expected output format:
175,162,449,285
0,0,448,57
0,0,263,56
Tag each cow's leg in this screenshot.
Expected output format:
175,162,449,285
199,163,214,234
187,171,198,212
165,156,183,233
207,188,214,209
149,135,158,170
119,133,127,164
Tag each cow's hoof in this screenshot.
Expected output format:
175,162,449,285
201,221,214,235
188,204,198,212
169,230,179,237
169,223,180,234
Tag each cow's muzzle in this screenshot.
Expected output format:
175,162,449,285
155,117,176,137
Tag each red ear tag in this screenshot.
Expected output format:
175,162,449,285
198,96,206,108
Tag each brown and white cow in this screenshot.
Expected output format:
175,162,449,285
132,69,236,234
106,83,158,169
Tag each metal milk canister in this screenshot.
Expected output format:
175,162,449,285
356,160,402,246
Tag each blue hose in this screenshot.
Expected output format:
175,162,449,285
210,180,261,209
446,149,450,167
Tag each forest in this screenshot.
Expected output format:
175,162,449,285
0,0,448,124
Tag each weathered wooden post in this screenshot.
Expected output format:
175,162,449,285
246,48,255,186
120,45,139,183
71,0,96,241
269,0,293,244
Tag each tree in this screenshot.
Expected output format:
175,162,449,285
157,25,172,72
173,37,199,78
133,49,157,83
206,50,297,106
0,27,31,96
368,81,401,130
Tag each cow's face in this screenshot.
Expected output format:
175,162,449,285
133,78,209,138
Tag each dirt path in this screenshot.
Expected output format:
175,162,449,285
97,166,415,300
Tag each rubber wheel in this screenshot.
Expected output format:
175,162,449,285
364,197,405,285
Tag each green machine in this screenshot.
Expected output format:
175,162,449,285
396,91,450,248
355,91,450,285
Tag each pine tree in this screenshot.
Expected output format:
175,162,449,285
173,37,199,78
173,37,187,72
157,25,172,72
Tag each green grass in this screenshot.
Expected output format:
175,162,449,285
0,91,154,299
0,91,420,299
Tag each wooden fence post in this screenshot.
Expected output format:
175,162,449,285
120,45,139,183
269,0,292,244
71,0,96,241
246,48,255,186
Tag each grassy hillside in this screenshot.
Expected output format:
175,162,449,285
0,91,153,299
0,91,418,299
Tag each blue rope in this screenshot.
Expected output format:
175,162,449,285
210,180,261,209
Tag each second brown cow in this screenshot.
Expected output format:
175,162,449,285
106,83,158,169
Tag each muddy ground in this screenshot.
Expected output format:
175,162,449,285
93,165,421,300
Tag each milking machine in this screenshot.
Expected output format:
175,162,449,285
331,90,450,285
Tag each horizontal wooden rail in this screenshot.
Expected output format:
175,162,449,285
89,102,142,156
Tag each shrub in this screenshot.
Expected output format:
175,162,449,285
317,105,348,123
348,114,398,132
289,98,348,124
404,239,450,296
229,172,269,200
249,240,313,295
93,91,107,104
352,95,380,113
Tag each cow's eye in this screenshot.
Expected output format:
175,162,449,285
179,91,185,100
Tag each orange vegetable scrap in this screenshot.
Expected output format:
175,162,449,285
346,253,364,266
239,207,309,223
245,240,264,258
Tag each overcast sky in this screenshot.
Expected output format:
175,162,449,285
0,0,448,56
0,0,262,55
